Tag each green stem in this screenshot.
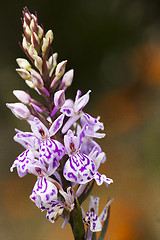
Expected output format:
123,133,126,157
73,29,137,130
69,198,85,240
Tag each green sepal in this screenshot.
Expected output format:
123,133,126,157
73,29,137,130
98,206,111,240
69,198,85,240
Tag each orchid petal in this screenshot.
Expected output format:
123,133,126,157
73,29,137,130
74,90,91,113
89,196,99,216
46,201,64,223
40,139,65,163
81,138,102,156
83,211,102,232
64,129,80,155
63,153,95,184
94,172,113,186
30,177,58,209
30,117,50,140
83,113,104,130
10,150,35,177
60,106,74,117
78,124,88,148
60,99,74,116
62,115,81,134
49,114,65,136
99,199,113,223
10,150,46,177
94,152,106,170
14,130,40,150
75,90,82,102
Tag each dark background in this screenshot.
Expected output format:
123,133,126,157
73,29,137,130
1,0,160,239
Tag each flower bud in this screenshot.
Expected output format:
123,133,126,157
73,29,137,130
13,90,31,104
6,103,31,120
55,60,67,79
41,37,49,54
45,30,54,44
28,44,38,59
31,14,37,22
23,10,31,25
30,69,44,88
62,69,74,87
25,80,35,88
54,90,65,108
31,32,39,49
48,53,58,77
34,55,43,74
16,68,31,81
37,25,44,39
30,18,36,31
22,36,29,50
16,58,31,70
25,25,32,38
41,30,53,55
23,20,28,29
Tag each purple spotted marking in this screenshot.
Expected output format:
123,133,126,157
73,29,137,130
67,172,77,181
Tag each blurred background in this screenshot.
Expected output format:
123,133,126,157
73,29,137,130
1,0,160,239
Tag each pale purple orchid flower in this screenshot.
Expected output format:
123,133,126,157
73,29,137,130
6,102,33,120
10,150,46,177
30,177,74,223
61,90,91,133
30,177,58,208
30,176,61,223
75,115,106,157
63,127,113,186
10,129,43,177
82,196,113,235
44,186,74,224
80,115,105,139
29,114,65,175
14,129,40,153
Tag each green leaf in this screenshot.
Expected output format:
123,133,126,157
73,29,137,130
69,198,85,240
98,206,111,240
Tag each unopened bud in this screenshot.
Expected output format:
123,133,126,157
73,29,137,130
13,90,31,104
16,58,31,70
22,36,29,50
41,37,49,54
34,55,42,74
30,18,36,31
31,32,39,49
31,14,37,22
25,80,35,88
41,30,53,55
23,20,27,29
25,25,32,38
62,69,74,87
48,53,58,77
23,12,31,25
16,68,31,81
55,60,67,78
37,25,44,39
45,30,54,44
6,103,31,120
30,69,44,88
28,44,38,59
54,90,65,108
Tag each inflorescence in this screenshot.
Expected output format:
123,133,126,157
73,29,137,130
6,7,113,239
